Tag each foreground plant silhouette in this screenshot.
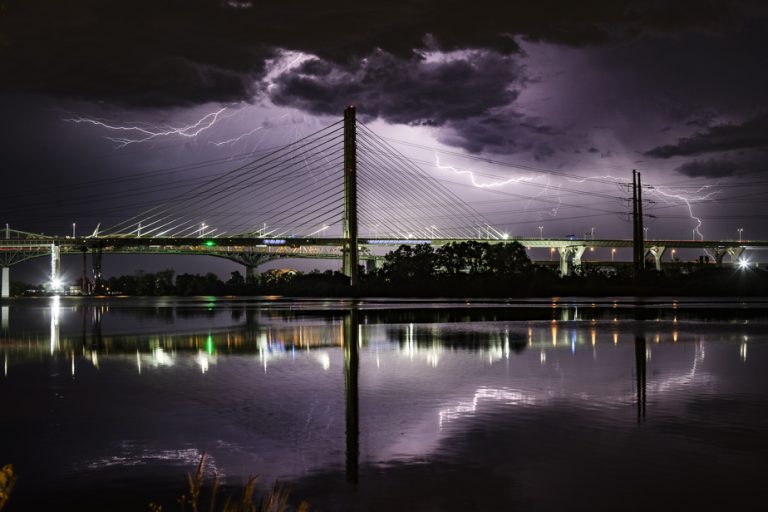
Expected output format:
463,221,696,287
149,454,308,512
0,464,15,511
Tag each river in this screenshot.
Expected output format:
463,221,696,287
0,297,766,510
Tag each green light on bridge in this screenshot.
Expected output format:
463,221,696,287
204,240,216,247
206,334,214,355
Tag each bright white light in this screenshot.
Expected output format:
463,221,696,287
502,232,509,240
738,258,750,269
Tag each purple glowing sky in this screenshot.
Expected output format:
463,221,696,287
1,1,768,279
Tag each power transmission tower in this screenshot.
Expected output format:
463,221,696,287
632,169,645,275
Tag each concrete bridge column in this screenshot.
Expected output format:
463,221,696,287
647,246,666,271
557,248,570,277
570,245,587,274
727,247,745,264
1,266,9,298
245,265,258,284
364,257,384,273
557,245,586,276
712,247,728,267
50,243,61,292
92,247,104,292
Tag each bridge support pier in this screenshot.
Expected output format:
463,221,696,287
92,247,103,293
557,245,586,276
647,246,666,271
245,265,258,284
365,258,383,273
1,266,9,298
711,247,744,267
50,243,61,293
727,247,745,264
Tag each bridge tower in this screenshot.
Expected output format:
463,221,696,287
342,106,359,287
1,224,8,298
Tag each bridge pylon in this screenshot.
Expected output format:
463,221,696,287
342,106,359,287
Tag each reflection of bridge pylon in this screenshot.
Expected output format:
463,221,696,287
343,308,360,485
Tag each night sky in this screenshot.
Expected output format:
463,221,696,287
2,0,768,279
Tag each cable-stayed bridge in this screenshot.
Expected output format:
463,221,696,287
1,106,766,297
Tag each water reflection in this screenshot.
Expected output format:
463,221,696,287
0,298,765,511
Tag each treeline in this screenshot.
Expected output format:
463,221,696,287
91,241,550,296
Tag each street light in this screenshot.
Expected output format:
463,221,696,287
538,226,544,240
550,247,555,261
671,249,676,261
611,248,616,261
738,228,743,242
72,223,76,238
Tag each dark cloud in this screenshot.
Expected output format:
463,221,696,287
270,51,521,125
674,152,768,178
0,0,758,107
645,114,768,158
436,112,560,155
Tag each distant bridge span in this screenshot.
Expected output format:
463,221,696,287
1,229,765,296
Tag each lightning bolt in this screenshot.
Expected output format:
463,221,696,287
434,154,534,188
646,185,720,241
570,175,721,240
60,51,316,149
208,113,296,147
62,108,230,148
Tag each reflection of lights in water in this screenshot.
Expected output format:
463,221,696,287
740,336,748,362
673,331,678,343
571,330,576,353
486,343,504,365
91,351,99,369
591,330,596,346
50,296,60,355
406,323,415,360
136,350,141,375
151,347,174,367
82,447,218,474
439,387,536,430
650,342,708,394
540,350,546,365
551,321,557,346
655,334,660,344
646,346,652,361
71,352,75,377
613,332,618,345
314,351,330,371
399,324,443,367
3,353,6,377
196,350,209,374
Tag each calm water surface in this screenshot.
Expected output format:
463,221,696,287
0,297,766,511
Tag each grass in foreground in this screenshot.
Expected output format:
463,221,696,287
149,454,309,512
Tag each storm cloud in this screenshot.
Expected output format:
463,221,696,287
270,51,522,125
674,151,768,178
0,0,757,107
645,114,768,158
